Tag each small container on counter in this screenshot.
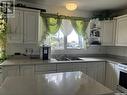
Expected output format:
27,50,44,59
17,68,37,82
40,45,51,60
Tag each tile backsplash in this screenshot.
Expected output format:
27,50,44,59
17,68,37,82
6,43,40,55
51,46,107,55
6,43,107,56
7,43,127,57
106,46,127,57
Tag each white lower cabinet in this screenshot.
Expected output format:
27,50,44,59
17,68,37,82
2,61,119,89
20,65,34,76
105,61,119,91
2,66,20,80
73,63,87,74
87,62,105,85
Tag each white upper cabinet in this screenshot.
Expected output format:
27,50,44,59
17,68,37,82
100,20,116,46
7,9,24,43
7,8,39,44
23,11,39,44
115,15,127,46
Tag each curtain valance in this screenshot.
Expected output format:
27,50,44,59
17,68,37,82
40,13,90,21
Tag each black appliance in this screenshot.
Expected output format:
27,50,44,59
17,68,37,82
117,63,127,93
40,45,51,60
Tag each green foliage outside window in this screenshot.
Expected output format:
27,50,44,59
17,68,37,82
0,12,7,62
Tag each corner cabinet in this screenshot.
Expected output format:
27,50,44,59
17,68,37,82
115,15,127,46
100,20,116,46
7,8,39,44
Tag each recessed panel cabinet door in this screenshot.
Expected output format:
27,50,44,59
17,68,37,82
87,62,105,85
105,62,119,91
7,10,23,43
73,63,87,74
116,17,127,46
23,11,39,44
101,20,116,46
2,66,20,80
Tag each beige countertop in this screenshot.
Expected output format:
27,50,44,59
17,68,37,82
0,71,113,95
1,55,127,66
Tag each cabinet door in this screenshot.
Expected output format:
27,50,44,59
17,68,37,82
23,11,39,44
87,62,105,84
2,66,19,80
87,62,98,80
7,9,23,43
20,65,34,76
73,63,87,74
96,62,105,85
105,62,119,91
114,64,119,91
101,20,116,46
116,17,127,46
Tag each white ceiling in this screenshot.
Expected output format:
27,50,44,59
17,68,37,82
22,0,127,11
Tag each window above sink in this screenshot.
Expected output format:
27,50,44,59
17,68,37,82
44,19,85,50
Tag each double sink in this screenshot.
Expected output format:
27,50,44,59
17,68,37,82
54,55,82,61
29,54,103,62
54,55,104,62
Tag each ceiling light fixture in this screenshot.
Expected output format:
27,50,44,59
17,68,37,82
66,1,77,11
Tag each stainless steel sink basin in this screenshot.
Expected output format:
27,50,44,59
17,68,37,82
55,56,82,61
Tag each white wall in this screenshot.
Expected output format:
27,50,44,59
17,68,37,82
106,46,127,57
6,43,40,55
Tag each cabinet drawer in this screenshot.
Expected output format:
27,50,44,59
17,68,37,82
87,62,105,69
57,63,73,72
35,64,56,72
73,63,87,71
20,65,34,76
57,63,73,70
3,66,19,70
2,66,20,79
35,71,57,75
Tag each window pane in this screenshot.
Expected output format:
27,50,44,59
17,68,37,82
67,29,84,49
45,30,64,50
